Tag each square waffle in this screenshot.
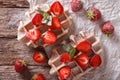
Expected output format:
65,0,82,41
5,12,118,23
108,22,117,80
48,31,102,80
17,6,72,48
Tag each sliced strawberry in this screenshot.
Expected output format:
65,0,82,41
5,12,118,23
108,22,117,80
76,40,91,53
49,16,61,29
26,28,41,41
32,13,43,26
32,73,45,80
60,52,73,63
50,1,64,16
33,51,45,63
58,66,71,80
90,54,102,67
75,53,89,68
42,30,57,44
14,59,27,73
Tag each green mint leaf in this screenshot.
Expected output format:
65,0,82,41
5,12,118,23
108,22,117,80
69,46,76,58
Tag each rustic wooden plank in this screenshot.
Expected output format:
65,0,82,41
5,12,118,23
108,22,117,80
0,8,28,38
0,0,29,8
0,66,57,80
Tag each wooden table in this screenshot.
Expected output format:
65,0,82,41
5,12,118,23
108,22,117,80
0,0,56,80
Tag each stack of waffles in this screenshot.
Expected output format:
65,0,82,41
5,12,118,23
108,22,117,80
17,5,72,48
48,31,102,80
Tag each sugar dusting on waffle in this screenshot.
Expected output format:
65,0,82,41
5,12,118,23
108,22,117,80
48,31,102,80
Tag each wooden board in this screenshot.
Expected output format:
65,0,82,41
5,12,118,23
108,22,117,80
0,0,57,79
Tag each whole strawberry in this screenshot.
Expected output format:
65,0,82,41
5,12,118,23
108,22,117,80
32,73,45,80
87,7,101,21
14,59,27,73
102,21,114,36
71,0,83,12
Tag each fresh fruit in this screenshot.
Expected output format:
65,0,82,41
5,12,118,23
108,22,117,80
32,13,43,26
42,30,57,44
71,0,83,12
14,59,27,73
90,54,102,67
58,66,71,80
33,51,45,63
50,1,64,16
49,16,61,29
87,7,101,21
32,73,45,80
26,28,41,41
75,53,89,68
60,52,73,63
76,40,91,53
102,21,114,36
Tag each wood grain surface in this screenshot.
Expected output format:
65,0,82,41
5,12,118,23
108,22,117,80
0,0,56,80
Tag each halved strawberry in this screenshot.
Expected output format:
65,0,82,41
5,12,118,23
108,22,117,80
50,1,64,16
32,73,45,80
33,51,45,63
49,16,61,29
76,40,91,53
42,30,57,44
75,53,89,68
32,13,43,26
58,66,71,80
60,52,73,63
90,54,102,67
26,28,41,41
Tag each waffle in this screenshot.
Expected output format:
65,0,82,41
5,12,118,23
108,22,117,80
48,31,102,80
17,5,72,48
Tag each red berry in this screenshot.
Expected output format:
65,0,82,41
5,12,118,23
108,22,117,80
75,53,89,68
32,73,45,80
50,1,64,16
60,52,73,63
90,54,102,67
76,40,91,53
14,59,27,73
42,30,57,44
26,28,41,41
49,16,61,29
32,13,43,26
33,51,45,63
71,0,83,12
58,66,71,80
102,21,114,36
87,7,101,21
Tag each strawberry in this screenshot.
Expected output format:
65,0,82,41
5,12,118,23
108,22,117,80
33,51,45,63
32,73,45,80
102,21,114,36
71,0,83,12
75,53,89,68
32,13,43,26
76,40,91,53
50,1,64,16
49,16,61,29
90,54,102,67
60,52,73,63
14,59,27,73
26,28,41,41
58,66,71,80
42,30,57,44
87,7,101,21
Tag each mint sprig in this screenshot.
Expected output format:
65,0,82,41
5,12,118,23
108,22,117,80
62,44,76,58
36,10,50,24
